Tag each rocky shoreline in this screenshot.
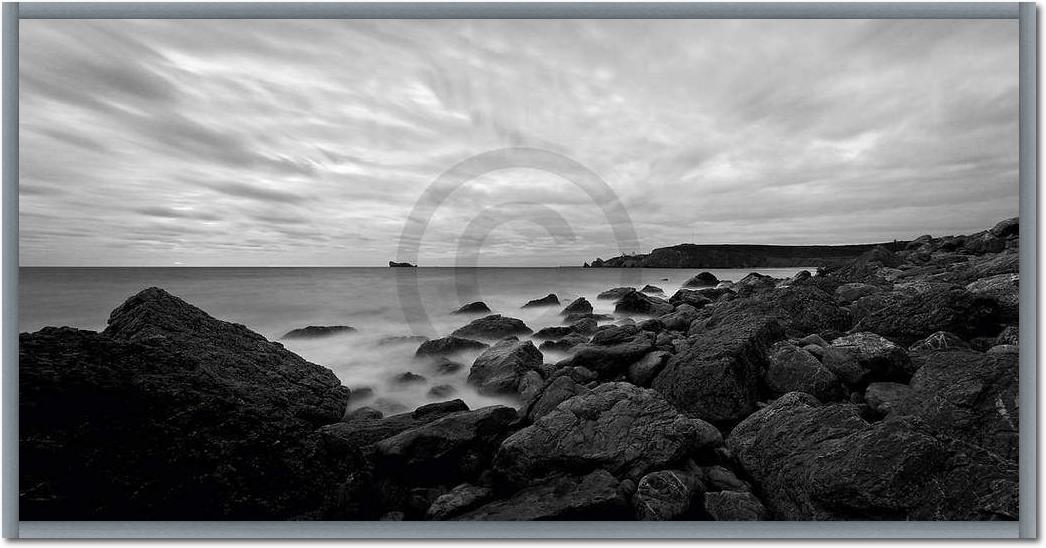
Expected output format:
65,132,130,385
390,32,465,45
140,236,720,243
20,218,1019,521
584,242,909,269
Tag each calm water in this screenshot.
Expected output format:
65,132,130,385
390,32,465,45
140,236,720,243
21,266,809,413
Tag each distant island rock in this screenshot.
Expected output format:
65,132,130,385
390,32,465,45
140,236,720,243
583,242,909,269
282,325,356,339
389,261,417,268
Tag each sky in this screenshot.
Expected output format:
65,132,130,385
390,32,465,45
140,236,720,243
19,19,1019,267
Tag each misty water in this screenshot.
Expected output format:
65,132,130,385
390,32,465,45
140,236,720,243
21,266,810,415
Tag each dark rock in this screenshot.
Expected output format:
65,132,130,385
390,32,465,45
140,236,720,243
415,336,489,358
988,344,1019,355
451,314,532,341
522,294,560,308
495,383,721,486
347,386,375,404
561,327,656,377
432,357,465,375
852,286,1001,346
733,273,777,295
633,469,700,520
453,302,492,315
455,470,629,520
532,326,574,340
704,491,768,521
389,261,417,268
667,289,714,309
995,325,1019,346
909,331,969,353
684,272,719,287
467,339,543,396
966,273,1019,321
726,393,1017,520
282,325,357,339
890,350,1018,460
638,318,664,332
764,341,842,401
380,511,405,520
834,283,880,304
627,350,670,387
658,304,700,332
798,333,828,347
538,335,588,353
373,406,519,486
345,406,383,422
392,372,426,385
614,291,674,316
563,312,612,323
702,465,750,492
428,384,457,398
990,217,1019,238
426,483,493,520
823,332,912,385
864,382,912,415
377,335,429,347
523,375,590,421
569,317,599,335
598,287,637,300
319,399,470,453
561,297,594,315
641,284,664,294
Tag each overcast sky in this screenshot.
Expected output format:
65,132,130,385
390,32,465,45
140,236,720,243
20,19,1018,266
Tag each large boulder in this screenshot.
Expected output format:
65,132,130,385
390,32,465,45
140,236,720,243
466,340,544,396
684,272,719,287
890,350,1018,460
561,297,593,315
598,287,636,300
822,332,912,385
560,325,656,378
614,290,674,316
20,288,352,520
852,286,1001,346
495,383,721,486
451,314,532,341
319,400,470,454
522,294,560,308
727,393,1018,520
373,406,519,486
522,375,590,421
667,289,715,309
965,273,1019,321
764,341,842,401
415,336,489,357
454,470,629,520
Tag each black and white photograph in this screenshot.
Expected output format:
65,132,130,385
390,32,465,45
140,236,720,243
15,14,1024,525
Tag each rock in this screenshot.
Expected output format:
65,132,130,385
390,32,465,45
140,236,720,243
834,283,880,304
652,311,784,423
824,332,912,385
467,340,544,396
853,286,1001,346
658,305,700,332
704,491,767,521
598,287,637,300
668,289,716,308
282,325,357,339
564,312,612,323
627,350,670,387
864,382,912,415
522,294,560,308
988,344,1019,355
909,331,969,353
890,350,1018,460
389,261,416,268
345,406,383,421
347,386,375,404
455,470,629,520
495,383,721,486
966,273,1019,321
990,217,1019,238
995,325,1019,346
378,335,429,347
702,465,750,492
523,376,590,421
432,357,465,375
798,333,828,347
20,288,351,520
451,314,532,341
614,291,674,316
532,326,574,340
373,406,519,486
538,335,589,353
415,336,489,357
726,393,1017,520
319,400,470,453
684,272,719,287
764,341,842,401
641,284,664,294
633,469,700,520
426,483,493,520
561,326,656,377
453,302,492,315
392,372,426,385
569,317,599,335
733,273,777,295
638,318,663,332
428,384,457,398
561,297,594,315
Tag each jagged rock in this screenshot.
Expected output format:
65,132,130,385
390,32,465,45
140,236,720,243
455,470,628,520
890,350,1018,460
853,286,1001,346
561,297,594,315
467,339,543,396
523,375,590,421
453,302,492,315
798,333,829,347
864,382,912,415
627,350,670,387
426,483,493,520
641,284,664,294
415,336,489,357
598,287,636,300
569,317,599,335
733,273,777,295
726,393,1017,520
319,399,470,453
560,325,656,377
966,273,1019,321
522,294,560,308
668,289,716,309
658,304,700,332
834,283,880,305
21,288,351,520
909,331,969,353
451,314,532,341
633,469,700,520
764,341,842,401
282,325,356,339
822,332,912,385
684,272,719,287
704,491,768,521
495,383,721,486
373,406,519,486
614,290,674,316
638,318,664,332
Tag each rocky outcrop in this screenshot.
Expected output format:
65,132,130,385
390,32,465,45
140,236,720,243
584,243,905,269
852,286,1001,346
451,314,532,341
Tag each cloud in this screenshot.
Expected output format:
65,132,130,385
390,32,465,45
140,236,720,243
18,19,1019,266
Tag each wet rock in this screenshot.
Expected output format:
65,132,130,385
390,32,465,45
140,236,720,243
538,335,588,353
598,287,637,300
704,491,767,521
633,469,700,520
522,294,560,308
495,383,721,486
702,465,750,492
684,272,719,287
319,400,470,453
467,340,543,396
415,336,489,358
455,470,628,520
453,302,492,315
627,350,670,387
668,289,715,309
282,325,357,339
853,286,1001,346
523,375,590,421
641,284,664,294
451,314,532,341
864,382,911,415
561,297,594,315
569,317,599,335
432,357,465,375
658,304,700,332
614,290,674,316
764,341,842,401
638,318,664,332
426,483,493,520
561,326,656,377
532,326,574,340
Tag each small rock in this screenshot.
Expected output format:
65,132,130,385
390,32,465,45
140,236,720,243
451,314,532,341
561,297,594,315
641,285,664,294
598,287,637,300
633,469,699,520
453,302,492,315
522,294,560,308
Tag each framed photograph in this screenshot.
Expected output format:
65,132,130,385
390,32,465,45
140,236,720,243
4,1,1037,539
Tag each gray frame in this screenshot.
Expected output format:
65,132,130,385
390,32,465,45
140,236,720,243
2,2,1036,539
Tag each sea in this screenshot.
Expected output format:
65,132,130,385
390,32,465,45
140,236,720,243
20,266,811,414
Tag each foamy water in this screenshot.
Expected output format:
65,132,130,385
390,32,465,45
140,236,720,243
21,266,810,413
